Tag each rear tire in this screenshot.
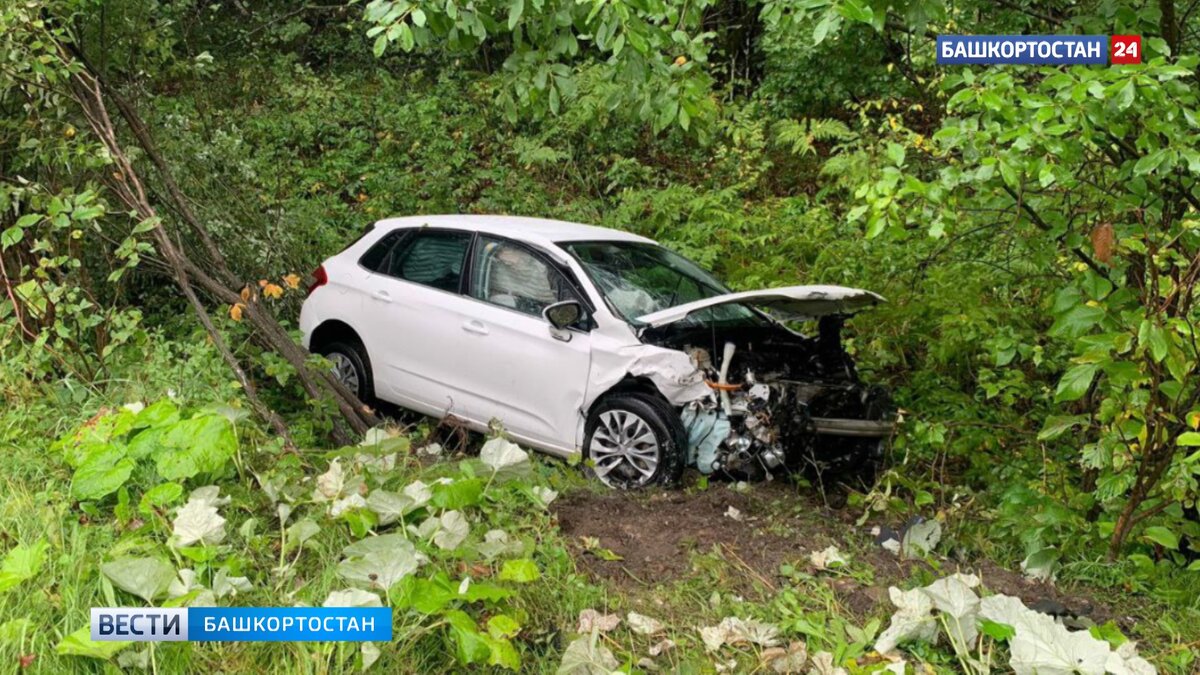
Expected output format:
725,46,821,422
316,339,374,403
584,392,686,489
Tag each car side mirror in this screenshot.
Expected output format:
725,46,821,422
544,300,583,330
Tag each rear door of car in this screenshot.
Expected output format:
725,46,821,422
356,227,479,419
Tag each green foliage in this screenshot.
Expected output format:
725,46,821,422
0,541,49,592
855,46,1200,554
362,0,718,134
1,2,150,382
3,0,1200,670
53,400,238,501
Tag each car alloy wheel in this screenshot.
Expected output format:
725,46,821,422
589,409,661,488
327,351,361,397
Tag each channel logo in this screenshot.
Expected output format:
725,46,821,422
938,35,1142,65
92,608,188,642
91,607,393,642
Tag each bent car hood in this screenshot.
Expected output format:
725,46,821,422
635,285,885,327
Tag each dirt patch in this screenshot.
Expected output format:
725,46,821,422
554,480,835,591
553,478,1133,630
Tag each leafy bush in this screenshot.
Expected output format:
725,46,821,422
53,400,239,501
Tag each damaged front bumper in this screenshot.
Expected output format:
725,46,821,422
682,378,897,480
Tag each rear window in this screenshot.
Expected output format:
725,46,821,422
358,229,408,272
386,230,472,292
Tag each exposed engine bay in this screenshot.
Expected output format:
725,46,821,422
642,315,896,482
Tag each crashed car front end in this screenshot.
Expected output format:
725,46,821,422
563,241,896,482
643,309,897,478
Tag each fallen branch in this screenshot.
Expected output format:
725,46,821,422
60,40,379,446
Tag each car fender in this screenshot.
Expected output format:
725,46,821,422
577,342,712,447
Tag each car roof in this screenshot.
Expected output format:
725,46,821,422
371,214,655,249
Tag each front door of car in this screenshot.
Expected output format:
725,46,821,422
357,228,478,419
455,236,593,452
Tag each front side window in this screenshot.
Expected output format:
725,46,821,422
386,230,471,292
470,237,579,317
564,241,761,325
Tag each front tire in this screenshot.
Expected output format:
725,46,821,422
316,339,374,403
584,392,686,489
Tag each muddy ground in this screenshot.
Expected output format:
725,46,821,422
553,477,1135,631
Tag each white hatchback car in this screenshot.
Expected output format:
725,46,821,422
301,215,894,489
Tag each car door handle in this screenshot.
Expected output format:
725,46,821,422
462,320,489,335
371,290,391,303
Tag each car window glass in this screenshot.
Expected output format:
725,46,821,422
386,230,471,292
470,238,579,317
565,241,763,326
358,229,406,272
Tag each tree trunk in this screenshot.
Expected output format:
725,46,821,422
1107,449,1172,559
1159,0,1179,57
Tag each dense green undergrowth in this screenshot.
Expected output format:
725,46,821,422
4,0,1200,671
1,342,1198,673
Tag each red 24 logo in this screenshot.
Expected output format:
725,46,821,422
1111,35,1142,64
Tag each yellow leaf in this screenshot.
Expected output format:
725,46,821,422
263,283,284,300
283,273,301,290
230,303,244,322
1188,412,1200,430
258,279,269,288
674,55,687,66
240,286,251,302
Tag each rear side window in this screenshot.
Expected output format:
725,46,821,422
358,229,407,272
386,230,472,292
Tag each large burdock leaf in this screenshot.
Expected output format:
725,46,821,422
172,486,227,547
900,519,941,557
366,490,418,525
874,587,937,653
699,617,781,652
1106,641,1156,675
56,626,130,660
71,446,135,500
331,494,368,517
531,486,558,506
415,510,470,550
979,594,1111,675
285,519,321,552
402,480,433,506
498,558,541,583
362,641,382,670
314,458,346,501
101,557,176,603
153,414,237,480
0,539,49,592
212,570,252,599
478,529,524,560
479,438,531,481
556,631,619,675
1021,547,1059,582
338,534,428,591
167,569,216,607
918,573,980,648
